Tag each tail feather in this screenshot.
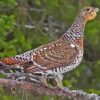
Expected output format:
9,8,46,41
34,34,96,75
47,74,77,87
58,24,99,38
0,62,24,74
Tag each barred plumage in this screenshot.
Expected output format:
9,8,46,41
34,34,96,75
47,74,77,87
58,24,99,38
0,6,99,89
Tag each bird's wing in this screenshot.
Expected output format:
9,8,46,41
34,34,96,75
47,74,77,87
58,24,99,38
0,38,79,73
25,38,79,73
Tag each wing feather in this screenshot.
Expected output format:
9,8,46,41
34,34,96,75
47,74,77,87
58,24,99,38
26,38,79,72
0,38,79,73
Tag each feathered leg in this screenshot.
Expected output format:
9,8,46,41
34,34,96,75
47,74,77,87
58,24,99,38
54,73,64,89
39,73,64,89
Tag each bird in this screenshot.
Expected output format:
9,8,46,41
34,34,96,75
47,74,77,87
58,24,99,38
0,6,99,89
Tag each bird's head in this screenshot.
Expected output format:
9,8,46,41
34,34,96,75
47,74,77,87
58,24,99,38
80,6,99,21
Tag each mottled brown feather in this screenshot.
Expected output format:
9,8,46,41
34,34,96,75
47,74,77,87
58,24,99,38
0,38,79,73
25,38,79,72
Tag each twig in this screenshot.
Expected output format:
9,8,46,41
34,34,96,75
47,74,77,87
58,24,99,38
0,78,99,100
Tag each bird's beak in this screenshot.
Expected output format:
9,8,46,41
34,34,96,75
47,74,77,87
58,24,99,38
93,8,99,12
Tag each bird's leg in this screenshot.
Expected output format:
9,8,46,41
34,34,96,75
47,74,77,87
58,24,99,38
36,73,64,89
40,74,54,88
45,73,64,89
28,73,65,90
49,73,71,91
53,73,64,89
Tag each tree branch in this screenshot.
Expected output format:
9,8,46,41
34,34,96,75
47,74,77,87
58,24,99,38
0,78,99,100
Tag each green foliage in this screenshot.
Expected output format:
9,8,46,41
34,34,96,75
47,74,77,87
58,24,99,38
0,14,16,57
0,15,15,38
63,80,72,87
0,0,17,8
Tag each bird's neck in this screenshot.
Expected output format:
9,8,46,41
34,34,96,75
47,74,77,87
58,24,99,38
62,15,87,42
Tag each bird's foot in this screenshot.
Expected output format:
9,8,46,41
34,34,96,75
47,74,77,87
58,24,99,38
55,78,64,90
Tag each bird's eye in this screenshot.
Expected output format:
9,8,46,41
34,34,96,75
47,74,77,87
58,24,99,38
86,8,90,11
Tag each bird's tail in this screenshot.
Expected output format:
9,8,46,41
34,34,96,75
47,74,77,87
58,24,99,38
0,56,23,71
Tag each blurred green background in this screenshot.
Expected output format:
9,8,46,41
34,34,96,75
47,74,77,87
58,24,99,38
0,0,100,100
